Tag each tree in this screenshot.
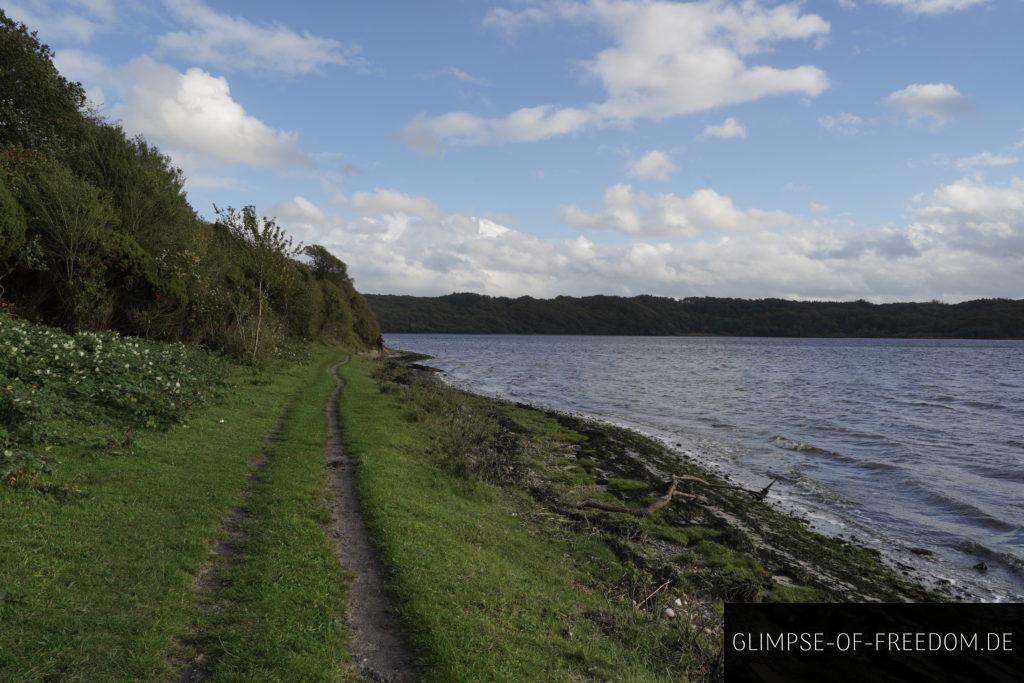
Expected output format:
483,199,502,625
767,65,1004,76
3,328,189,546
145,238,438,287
304,244,350,286
12,155,121,328
0,9,87,153
215,206,303,361
0,172,27,299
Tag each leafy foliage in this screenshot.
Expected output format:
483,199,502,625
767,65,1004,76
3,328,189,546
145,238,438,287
0,312,225,440
368,292,1024,339
0,8,380,360
0,11,86,152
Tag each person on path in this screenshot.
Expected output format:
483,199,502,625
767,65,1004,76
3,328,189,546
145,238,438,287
375,334,385,356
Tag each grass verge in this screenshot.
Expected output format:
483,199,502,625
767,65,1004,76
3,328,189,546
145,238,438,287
0,340,348,681
340,355,700,681
340,354,936,681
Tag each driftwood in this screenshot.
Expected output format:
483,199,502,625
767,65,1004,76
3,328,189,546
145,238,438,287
576,475,780,517
577,476,698,517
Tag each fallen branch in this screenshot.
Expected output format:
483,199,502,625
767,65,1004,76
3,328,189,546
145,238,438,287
675,474,777,501
752,478,778,502
575,473,777,517
577,476,699,517
635,579,672,609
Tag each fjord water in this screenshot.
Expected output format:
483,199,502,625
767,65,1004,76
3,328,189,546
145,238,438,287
388,334,1024,600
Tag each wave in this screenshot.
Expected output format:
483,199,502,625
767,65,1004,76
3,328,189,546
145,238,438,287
918,490,1019,534
770,436,833,454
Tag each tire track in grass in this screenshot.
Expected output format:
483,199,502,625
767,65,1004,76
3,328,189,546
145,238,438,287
325,358,416,682
172,389,300,682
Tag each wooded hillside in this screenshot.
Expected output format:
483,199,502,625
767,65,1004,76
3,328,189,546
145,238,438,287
0,10,378,361
367,293,1024,339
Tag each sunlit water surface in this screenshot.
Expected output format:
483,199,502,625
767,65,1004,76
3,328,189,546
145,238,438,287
388,334,1024,601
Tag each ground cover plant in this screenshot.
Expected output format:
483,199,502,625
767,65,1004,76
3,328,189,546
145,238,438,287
1,311,225,488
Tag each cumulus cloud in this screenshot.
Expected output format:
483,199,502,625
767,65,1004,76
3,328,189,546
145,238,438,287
110,58,307,169
346,189,442,221
955,151,1018,170
53,48,112,105
701,117,747,139
872,0,987,14
818,112,864,134
560,184,798,236
885,83,973,126
263,175,1024,301
156,0,364,75
627,150,677,181
401,0,828,149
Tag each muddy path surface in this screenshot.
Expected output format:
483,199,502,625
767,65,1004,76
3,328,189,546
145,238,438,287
325,359,416,682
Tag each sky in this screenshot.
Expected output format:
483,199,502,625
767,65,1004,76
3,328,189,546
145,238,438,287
7,0,1024,301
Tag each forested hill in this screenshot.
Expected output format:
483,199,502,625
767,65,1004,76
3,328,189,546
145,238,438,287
367,293,1024,339
0,11,378,359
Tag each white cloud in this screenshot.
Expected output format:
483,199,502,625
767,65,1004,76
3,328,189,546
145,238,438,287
53,48,112,105
113,57,308,169
264,175,1024,301
907,176,1024,259
627,150,677,181
401,0,828,149
421,67,492,87
560,183,797,236
346,189,442,221
955,151,1018,171
398,107,593,152
701,117,747,139
156,0,364,75
2,0,115,42
818,112,864,134
872,0,987,14
885,83,973,126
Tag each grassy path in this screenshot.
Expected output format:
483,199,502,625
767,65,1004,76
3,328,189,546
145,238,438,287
324,359,416,681
0,347,355,682
339,355,680,681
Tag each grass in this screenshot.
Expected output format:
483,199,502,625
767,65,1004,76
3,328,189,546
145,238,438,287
182,355,355,681
0,325,352,682
340,355,703,681
340,354,939,680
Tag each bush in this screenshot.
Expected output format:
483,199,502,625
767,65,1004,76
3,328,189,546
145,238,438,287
0,312,226,435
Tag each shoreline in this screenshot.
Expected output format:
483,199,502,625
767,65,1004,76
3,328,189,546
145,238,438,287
420,356,992,601
388,350,941,604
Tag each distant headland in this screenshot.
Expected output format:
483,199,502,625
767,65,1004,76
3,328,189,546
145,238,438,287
367,293,1024,339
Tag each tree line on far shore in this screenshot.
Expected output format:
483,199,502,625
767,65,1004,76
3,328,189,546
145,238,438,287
366,293,1024,339
0,10,378,361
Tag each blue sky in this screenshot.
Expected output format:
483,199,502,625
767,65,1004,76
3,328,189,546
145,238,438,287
7,0,1024,300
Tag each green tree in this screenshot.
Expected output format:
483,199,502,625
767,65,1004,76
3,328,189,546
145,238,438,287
0,173,27,299
216,206,303,361
0,9,87,153
13,155,121,328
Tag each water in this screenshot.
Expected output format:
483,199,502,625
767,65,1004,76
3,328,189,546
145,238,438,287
387,334,1024,601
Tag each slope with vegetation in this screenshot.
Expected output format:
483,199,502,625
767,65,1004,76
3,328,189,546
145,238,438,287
0,9,378,359
337,354,937,680
0,12,375,680
367,293,1024,339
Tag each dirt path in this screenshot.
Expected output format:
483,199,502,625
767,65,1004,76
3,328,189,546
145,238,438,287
174,392,299,682
325,359,416,682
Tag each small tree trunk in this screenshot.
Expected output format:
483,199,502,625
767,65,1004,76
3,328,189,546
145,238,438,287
253,279,263,361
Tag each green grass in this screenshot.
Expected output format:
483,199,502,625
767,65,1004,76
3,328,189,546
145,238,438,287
184,355,355,681
340,356,690,682
0,339,350,681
